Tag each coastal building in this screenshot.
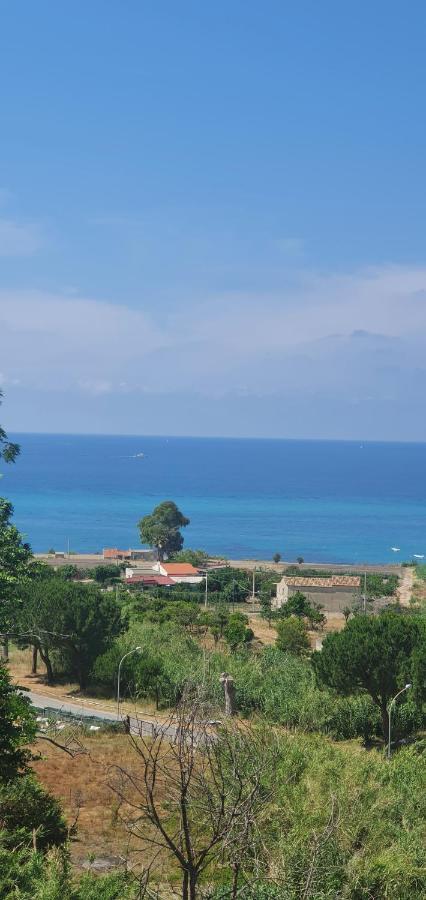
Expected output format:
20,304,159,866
124,561,203,585
273,575,361,613
125,572,175,587
153,562,204,584
103,548,157,562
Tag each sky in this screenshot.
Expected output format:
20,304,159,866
1,1,426,440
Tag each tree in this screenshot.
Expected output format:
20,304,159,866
224,612,254,651
134,651,170,710
306,604,327,631
0,776,67,849
276,616,311,656
0,499,33,659
0,392,19,464
297,556,304,565
17,580,122,689
223,579,247,605
171,548,209,567
281,590,312,618
312,612,425,740
260,593,274,626
0,661,36,781
138,501,190,560
92,563,120,584
273,553,281,564
111,693,272,900
57,563,79,580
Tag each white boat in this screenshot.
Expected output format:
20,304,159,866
132,452,145,458
413,554,424,559
391,547,400,552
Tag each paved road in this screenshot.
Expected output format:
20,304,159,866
26,690,178,740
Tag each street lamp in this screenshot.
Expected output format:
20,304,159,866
117,647,142,717
387,683,412,759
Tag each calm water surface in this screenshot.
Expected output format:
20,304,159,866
3,434,426,563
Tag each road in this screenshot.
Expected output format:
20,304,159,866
397,567,414,607
26,690,179,740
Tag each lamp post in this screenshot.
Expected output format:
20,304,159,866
387,683,411,759
117,647,142,718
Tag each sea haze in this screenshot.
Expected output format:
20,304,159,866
3,434,426,563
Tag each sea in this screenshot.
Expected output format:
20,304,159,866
2,433,426,564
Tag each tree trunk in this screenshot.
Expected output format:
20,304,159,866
182,870,188,900
31,645,38,674
39,646,54,685
220,672,236,716
1,636,9,661
189,871,197,900
78,670,87,691
231,863,240,899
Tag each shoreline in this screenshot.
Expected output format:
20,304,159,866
35,552,402,575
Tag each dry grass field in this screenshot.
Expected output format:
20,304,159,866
32,729,178,880
32,732,134,868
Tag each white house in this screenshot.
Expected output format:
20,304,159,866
153,562,204,585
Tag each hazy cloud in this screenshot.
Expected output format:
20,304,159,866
0,219,44,256
2,264,426,437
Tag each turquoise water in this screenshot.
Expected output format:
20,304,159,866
2,433,426,563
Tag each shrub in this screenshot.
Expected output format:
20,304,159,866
275,617,310,656
0,776,67,849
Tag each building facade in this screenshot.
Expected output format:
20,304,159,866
273,575,361,613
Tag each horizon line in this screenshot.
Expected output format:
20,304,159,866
7,429,426,447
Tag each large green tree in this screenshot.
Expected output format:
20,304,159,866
312,611,425,739
138,500,190,560
0,661,35,781
18,579,122,688
0,499,33,659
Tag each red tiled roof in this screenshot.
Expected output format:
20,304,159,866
283,576,361,588
126,574,174,586
104,548,131,559
161,563,200,575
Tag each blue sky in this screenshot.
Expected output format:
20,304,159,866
1,1,426,439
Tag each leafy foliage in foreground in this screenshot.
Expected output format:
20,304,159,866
313,611,426,738
0,661,36,780
0,843,136,899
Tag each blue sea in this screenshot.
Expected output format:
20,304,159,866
2,433,426,564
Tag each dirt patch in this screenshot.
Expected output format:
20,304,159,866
397,567,415,607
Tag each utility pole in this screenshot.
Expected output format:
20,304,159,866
252,567,256,612
363,571,367,614
204,571,208,609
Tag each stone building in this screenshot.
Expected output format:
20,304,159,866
273,575,361,614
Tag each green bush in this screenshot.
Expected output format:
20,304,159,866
0,776,67,849
0,661,36,780
0,842,137,899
